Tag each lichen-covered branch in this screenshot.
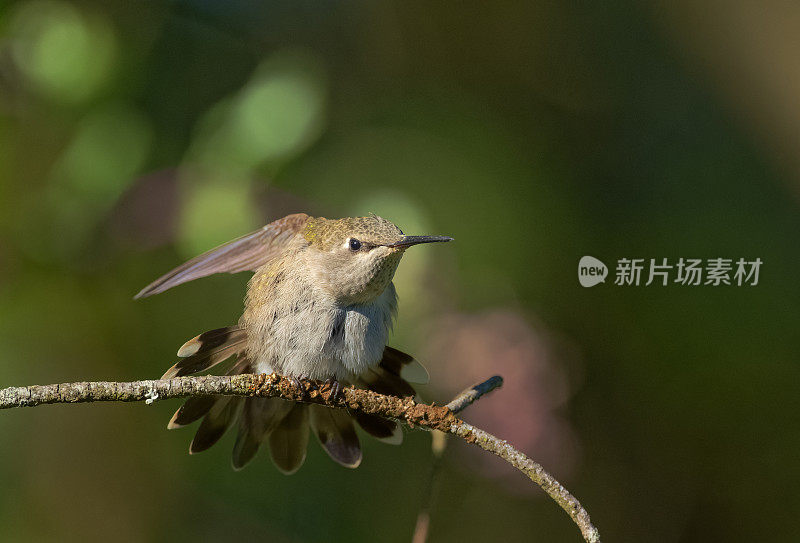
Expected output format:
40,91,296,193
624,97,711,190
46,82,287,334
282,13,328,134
0,373,600,543
450,421,599,543
445,375,504,413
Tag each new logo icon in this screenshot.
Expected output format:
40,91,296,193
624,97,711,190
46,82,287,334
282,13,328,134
579,256,608,287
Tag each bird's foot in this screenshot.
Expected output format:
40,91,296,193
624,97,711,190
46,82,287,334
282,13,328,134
324,378,344,403
290,375,307,399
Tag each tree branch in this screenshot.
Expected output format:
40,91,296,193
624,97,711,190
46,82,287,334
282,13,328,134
414,376,503,543
0,373,600,543
445,375,504,413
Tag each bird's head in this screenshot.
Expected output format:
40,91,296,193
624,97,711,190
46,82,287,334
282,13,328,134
302,215,452,305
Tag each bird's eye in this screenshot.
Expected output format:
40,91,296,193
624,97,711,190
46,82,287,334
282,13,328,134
349,238,362,251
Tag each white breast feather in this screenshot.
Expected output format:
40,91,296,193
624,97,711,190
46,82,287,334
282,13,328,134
250,283,397,381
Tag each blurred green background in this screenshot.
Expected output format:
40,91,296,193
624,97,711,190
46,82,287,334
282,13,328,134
1,1,799,541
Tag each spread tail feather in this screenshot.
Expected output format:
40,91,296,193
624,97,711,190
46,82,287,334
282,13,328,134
380,346,429,384
231,397,293,471
268,404,310,474
165,337,424,471
162,326,247,379
354,412,402,445
168,396,217,429
189,397,242,454
359,366,416,397
310,404,362,468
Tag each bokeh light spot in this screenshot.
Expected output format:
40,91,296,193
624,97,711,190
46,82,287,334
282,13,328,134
9,1,116,103
52,103,153,203
178,179,260,258
190,51,326,176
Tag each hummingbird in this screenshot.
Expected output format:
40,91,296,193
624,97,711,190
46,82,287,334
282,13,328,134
136,213,452,473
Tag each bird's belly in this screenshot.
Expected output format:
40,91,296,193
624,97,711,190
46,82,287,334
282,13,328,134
246,297,393,382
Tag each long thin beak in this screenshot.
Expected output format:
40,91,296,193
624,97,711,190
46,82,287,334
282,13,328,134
385,235,454,248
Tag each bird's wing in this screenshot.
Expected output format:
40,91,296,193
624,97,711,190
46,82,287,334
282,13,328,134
135,213,309,298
